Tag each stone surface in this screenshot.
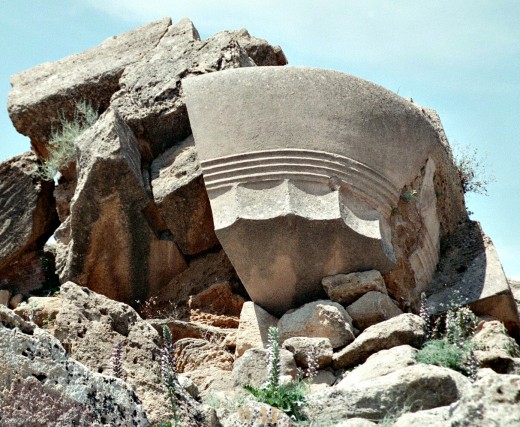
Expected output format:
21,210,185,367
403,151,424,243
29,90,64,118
0,152,58,294
0,305,149,426
183,368,234,398
225,401,295,427
448,369,520,427
428,220,520,334
304,365,469,424
338,345,417,388
0,289,10,306
175,338,235,372
336,419,377,427
322,270,388,305
278,300,355,349
14,296,62,327
51,282,214,425
236,301,279,357
346,291,403,330
308,369,337,393
158,249,238,306
151,135,219,255
9,293,24,309
56,108,187,304
7,18,172,157
393,407,450,427
150,318,236,351
111,18,287,157
184,66,460,316
232,348,298,388
471,320,520,373
282,336,333,369
189,281,245,317
333,314,425,369
509,278,520,312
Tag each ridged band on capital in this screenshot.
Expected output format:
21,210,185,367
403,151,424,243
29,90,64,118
200,148,400,213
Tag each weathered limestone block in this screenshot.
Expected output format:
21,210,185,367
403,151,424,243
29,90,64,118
427,220,520,334
471,320,520,373
57,108,187,304
236,301,279,357
393,407,450,427
282,336,333,368
333,313,425,369
158,249,238,306
13,296,62,327
346,291,403,330
0,152,58,294
232,347,298,388
183,368,234,398
338,345,417,388
278,300,355,349
151,135,219,255
184,66,458,316
303,365,470,424
0,290,10,306
322,270,387,305
8,294,24,309
174,338,234,372
188,281,245,317
0,305,149,426
51,282,215,425
7,18,171,157
111,18,287,156
447,369,520,427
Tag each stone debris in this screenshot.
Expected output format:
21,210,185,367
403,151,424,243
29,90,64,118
278,300,356,349
236,301,279,357
322,270,388,305
346,291,403,331
333,313,425,369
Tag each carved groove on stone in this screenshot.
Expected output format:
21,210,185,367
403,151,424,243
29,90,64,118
201,149,400,213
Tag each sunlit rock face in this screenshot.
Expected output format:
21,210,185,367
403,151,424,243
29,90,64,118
184,67,449,316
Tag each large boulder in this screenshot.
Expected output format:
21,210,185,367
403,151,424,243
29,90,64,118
56,108,187,304
51,282,215,425
111,18,287,157
151,135,219,255
447,369,520,427
282,336,333,369
322,270,388,305
346,291,403,331
8,17,285,308
304,365,470,424
278,300,355,349
0,152,58,294
0,305,149,426
236,301,279,357
427,220,520,335
184,66,467,316
333,313,425,369
7,18,172,157
338,345,417,388
174,338,234,372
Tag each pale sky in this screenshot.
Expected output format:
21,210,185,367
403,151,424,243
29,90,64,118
1,1,519,278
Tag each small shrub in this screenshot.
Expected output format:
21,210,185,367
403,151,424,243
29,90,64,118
161,325,180,427
453,144,495,195
418,301,479,380
244,327,308,421
417,338,468,373
40,100,98,180
400,189,417,203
